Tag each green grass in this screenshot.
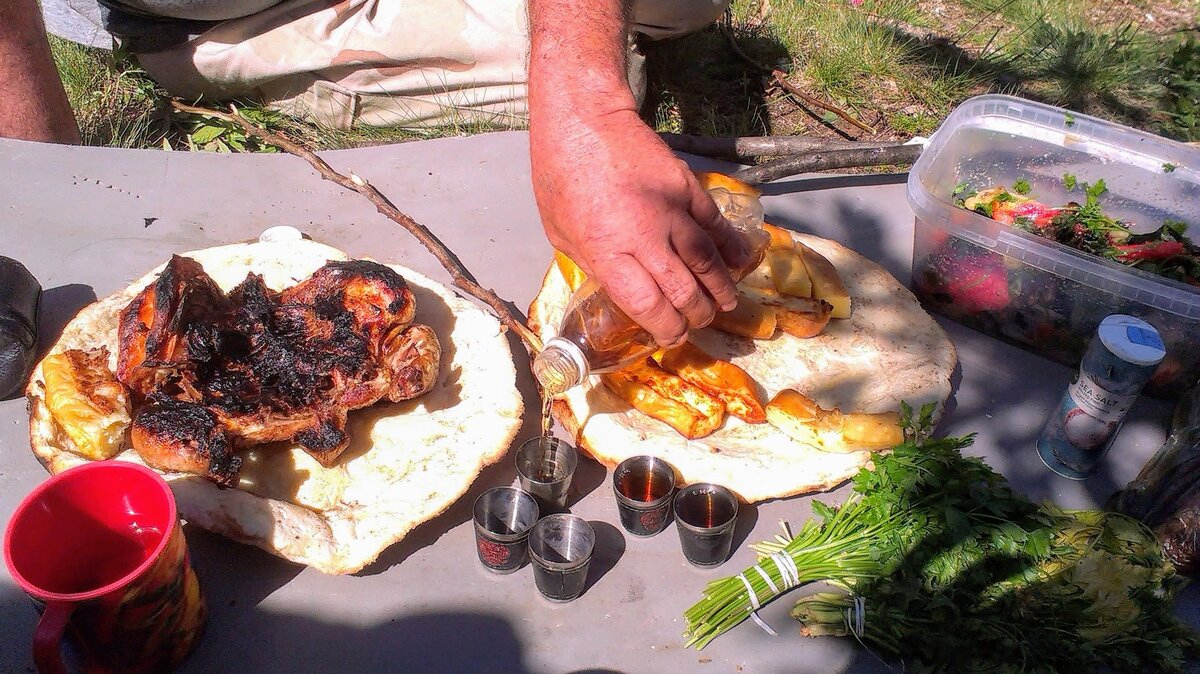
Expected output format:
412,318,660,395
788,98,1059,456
47,0,1200,150
49,36,163,148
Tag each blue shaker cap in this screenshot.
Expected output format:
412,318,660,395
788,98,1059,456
1097,315,1166,367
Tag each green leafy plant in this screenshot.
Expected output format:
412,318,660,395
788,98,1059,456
180,106,284,153
1159,35,1200,142
682,406,1198,672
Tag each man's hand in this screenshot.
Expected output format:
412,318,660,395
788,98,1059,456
531,108,751,347
528,0,749,347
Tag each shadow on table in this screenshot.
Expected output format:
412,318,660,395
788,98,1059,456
2,585,37,671
36,283,98,356
185,606,544,674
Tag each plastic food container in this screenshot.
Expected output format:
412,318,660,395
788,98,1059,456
907,94,1200,397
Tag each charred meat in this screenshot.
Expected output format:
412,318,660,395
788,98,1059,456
118,257,440,483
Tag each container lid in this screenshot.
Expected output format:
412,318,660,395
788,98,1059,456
1097,315,1166,366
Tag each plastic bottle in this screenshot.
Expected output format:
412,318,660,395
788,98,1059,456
533,185,770,396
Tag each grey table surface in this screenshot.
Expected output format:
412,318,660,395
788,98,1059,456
0,131,1195,674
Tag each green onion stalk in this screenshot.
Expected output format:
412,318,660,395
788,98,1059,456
682,496,921,650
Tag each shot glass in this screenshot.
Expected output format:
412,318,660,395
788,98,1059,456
515,436,579,512
473,487,540,574
673,483,739,567
612,455,676,537
528,514,595,602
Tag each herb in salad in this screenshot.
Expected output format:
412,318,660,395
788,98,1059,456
682,405,1199,672
1013,177,1031,195
953,179,1200,286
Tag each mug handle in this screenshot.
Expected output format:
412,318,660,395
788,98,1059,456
32,601,73,674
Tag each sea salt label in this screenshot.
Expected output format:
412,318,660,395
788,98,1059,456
1036,315,1165,480
1067,372,1134,427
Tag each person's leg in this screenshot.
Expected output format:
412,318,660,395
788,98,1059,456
2,0,82,143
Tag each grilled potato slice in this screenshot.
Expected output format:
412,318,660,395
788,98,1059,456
765,389,901,452
654,342,766,423
740,287,833,338
42,348,131,460
766,247,813,298
842,412,904,449
695,172,761,198
795,243,851,319
601,359,726,439
554,250,588,293
764,223,796,251
709,291,778,339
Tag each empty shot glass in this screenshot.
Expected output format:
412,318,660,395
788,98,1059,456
612,455,676,537
528,514,595,602
515,436,579,512
673,483,739,567
473,487,540,574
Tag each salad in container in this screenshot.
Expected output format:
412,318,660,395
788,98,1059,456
907,94,1200,397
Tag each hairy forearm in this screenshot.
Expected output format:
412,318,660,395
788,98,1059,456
0,0,80,144
528,0,637,128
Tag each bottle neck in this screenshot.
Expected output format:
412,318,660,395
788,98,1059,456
532,338,590,396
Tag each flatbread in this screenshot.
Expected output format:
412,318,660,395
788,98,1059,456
528,232,956,503
27,239,523,574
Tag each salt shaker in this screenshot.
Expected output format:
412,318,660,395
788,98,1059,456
1036,314,1166,479
0,256,41,399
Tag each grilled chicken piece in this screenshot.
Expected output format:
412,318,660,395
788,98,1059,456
117,256,227,399
131,398,242,487
120,257,441,481
383,323,442,402
280,260,416,352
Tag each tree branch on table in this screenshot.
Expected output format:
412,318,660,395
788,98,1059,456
169,100,544,354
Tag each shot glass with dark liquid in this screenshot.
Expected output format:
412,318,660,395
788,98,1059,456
528,514,595,602
673,483,739,567
612,456,676,537
472,487,540,574
515,437,579,513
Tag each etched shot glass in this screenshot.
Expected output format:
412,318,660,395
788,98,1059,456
673,483,739,567
515,437,579,512
612,455,676,537
528,514,595,602
473,487,540,574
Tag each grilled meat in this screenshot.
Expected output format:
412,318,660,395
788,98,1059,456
118,257,440,482
117,256,227,399
131,398,242,487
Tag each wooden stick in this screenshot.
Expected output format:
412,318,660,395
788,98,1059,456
770,71,876,135
733,143,924,185
170,100,544,353
659,133,860,159
719,20,770,74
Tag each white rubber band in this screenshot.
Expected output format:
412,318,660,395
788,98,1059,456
753,564,780,595
771,552,801,590
736,573,778,637
846,596,866,638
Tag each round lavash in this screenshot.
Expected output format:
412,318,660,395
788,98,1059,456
27,239,523,574
527,233,957,503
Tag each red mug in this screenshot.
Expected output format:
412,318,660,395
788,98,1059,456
4,461,207,674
